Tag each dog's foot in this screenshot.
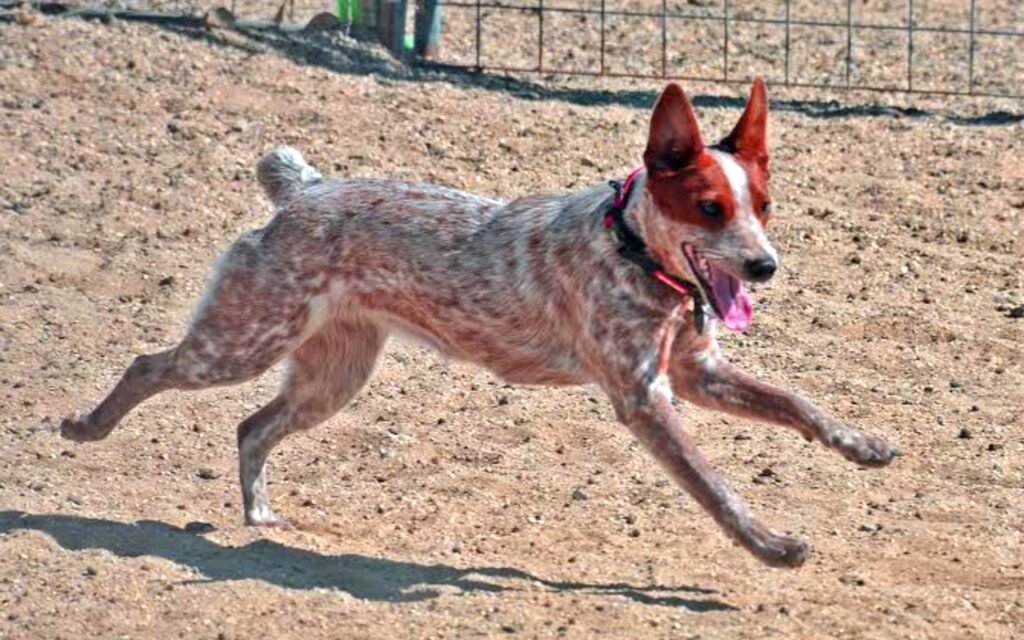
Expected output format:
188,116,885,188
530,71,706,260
826,428,898,468
744,524,809,569
245,507,292,529
59,413,104,442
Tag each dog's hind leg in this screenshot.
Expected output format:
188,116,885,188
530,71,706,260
236,316,385,527
60,348,188,442
61,238,312,443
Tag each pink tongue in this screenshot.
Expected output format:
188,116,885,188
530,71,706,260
709,265,753,332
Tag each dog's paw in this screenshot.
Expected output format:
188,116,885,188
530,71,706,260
59,413,99,442
245,509,292,530
828,428,898,468
745,525,809,569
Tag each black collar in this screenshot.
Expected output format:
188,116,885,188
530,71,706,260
604,176,710,333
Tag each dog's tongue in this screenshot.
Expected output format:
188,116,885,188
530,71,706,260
709,266,753,332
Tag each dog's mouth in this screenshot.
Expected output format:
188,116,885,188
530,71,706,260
682,245,753,332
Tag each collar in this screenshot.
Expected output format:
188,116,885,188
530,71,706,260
602,168,710,333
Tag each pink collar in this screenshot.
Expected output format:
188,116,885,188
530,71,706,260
602,168,697,302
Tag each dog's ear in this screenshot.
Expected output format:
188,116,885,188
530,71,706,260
719,77,768,166
644,83,704,175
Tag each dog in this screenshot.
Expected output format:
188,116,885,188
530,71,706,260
60,79,896,568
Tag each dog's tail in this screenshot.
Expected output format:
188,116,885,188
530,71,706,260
256,146,323,207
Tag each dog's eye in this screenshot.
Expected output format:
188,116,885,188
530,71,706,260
761,201,774,215
699,201,724,219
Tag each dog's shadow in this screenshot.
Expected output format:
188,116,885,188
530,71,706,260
0,510,734,611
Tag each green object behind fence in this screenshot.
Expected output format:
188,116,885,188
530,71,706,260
336,0,362,24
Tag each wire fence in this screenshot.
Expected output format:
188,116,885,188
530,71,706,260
5,0,1022,98
427,0,1023,98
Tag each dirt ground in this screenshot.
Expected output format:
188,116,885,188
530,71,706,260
1,13,1023,640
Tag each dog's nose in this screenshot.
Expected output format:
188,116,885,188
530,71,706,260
745,257,777,282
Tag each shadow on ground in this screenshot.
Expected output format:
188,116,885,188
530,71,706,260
160,22,1023,126
0,510,735,611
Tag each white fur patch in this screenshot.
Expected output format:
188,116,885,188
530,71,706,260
708,149,777,262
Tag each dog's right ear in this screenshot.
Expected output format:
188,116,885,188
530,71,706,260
643,83,704,176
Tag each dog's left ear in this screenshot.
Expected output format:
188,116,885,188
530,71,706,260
719,77,768,167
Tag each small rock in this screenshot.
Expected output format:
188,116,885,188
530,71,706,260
987,443,1003,452
624,513,637,525
734,433,752,441
859,523,882,533
1007,305,1024,319
302,499,315,507
197,467,219,480
629,528,641,538
840,575,866,586
949,380,962,389
158,275,175,287
957,428,972,439
67,494,84,506
84,566,98,577
497,395,509,406
184,521,215,534
571,487,588,501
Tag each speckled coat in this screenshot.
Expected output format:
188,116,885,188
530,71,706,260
62,81,896,568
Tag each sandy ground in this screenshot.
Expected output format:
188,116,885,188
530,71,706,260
1,14,1024,640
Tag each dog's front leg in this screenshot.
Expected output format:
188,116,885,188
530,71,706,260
598,317,806,569
671,340,897,467
606,372,808,568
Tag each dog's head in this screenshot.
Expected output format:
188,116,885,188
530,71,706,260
636,80,777,332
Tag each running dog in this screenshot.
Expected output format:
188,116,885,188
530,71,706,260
61,79,897,567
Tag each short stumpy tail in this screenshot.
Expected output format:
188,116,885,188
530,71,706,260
256,146,323,207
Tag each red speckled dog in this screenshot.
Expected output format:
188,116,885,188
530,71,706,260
61,80,896,568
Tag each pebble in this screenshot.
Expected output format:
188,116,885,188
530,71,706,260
84,566,98,577
571,487,588,501
957,428,972,439
1007,305,1024,319
183,521,215,534
987,443,1003,452
197,467,219,480
859,523,882,533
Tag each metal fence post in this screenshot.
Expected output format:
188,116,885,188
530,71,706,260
414,0,441,57
378,0,407,57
